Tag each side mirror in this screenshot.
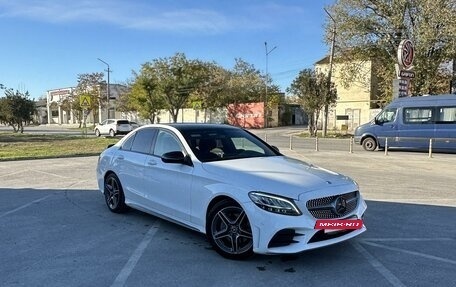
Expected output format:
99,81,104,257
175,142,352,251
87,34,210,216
161,151,192,166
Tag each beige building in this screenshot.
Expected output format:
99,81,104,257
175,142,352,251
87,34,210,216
315,57,381,131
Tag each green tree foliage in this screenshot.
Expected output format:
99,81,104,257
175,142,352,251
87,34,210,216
0,89,36,133
123,68,165,123
126,54,267,123
127,53,211,123
326,0,456,99
288,69,337,136
226,58,266,104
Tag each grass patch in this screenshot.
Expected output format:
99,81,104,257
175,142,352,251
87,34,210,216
0,133,119,161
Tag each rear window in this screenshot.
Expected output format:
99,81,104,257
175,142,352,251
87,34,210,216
117,120,130,125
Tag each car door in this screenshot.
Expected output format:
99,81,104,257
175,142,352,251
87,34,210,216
374,107,399,148
143,129,193,222
115,128,156,207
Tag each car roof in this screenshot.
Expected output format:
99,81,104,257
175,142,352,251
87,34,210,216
168,123,240,132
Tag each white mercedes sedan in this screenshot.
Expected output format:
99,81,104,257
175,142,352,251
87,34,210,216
96,124,367,259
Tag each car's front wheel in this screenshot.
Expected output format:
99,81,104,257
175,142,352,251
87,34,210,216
104,173,128,213
207,199,253,260
95,129,101,137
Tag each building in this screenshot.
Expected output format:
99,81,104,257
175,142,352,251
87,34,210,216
46,84,127,125
315,56,382,131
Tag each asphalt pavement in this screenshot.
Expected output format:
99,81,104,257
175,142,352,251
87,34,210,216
0,129,455,287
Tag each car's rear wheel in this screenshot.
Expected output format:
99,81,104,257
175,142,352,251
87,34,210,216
104,173,128,213
362,137,377,151
95,129,101,137
109,129,115,137
207,199,253,260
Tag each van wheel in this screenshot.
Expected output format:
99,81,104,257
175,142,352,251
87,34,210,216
362,137,377,151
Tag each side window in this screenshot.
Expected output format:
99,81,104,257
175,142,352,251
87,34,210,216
153,130,183,157
437,106,456,123
377,108,397,123
130,128,156,154
403,107,433,124
121,133,136,151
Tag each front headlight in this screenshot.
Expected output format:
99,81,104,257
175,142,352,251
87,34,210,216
248,192,302,216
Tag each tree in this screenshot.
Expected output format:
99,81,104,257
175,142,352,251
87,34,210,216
226,58,265,105
73,73,105,127
0,89,36,133
288,69,337,136
325,0,456,100
123,69,165,123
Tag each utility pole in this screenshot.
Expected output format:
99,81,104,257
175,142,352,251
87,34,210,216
323,8,336,137
97,58,111,119
265,42,277,129
452,58,456,94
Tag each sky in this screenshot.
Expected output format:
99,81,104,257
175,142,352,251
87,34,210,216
0,0,335,100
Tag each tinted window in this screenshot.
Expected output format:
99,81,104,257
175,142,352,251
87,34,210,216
130,128,156,154
180,127,279,162
153,130,183,157
404,107,433,124
121,133,136,151
436,106,456,123
117,120,130,125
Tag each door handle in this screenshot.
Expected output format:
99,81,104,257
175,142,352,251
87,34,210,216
116,155,124,160
147,159,157,166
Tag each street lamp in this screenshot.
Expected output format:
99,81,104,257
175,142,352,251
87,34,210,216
265,41,277,128
97,58,111,119
323,8,336,137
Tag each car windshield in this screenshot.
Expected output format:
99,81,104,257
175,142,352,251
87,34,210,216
179,127,280,162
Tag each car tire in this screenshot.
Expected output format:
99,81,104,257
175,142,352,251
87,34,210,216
104,173,128,213
95,129,101,137
109,129,115,137
362,137,377,151
206,199,253,260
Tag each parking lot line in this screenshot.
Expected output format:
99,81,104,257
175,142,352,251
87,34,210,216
351,241,406,287
0,194,53,219
361,241,456,265
111,221,161,287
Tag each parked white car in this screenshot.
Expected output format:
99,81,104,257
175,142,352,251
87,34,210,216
94,119,131,137
129,121,140,130
96,124,367,259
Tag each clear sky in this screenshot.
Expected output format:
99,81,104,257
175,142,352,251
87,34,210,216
0,0,335,99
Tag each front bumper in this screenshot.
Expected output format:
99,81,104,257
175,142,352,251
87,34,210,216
244,194,367,255
354,135,362,144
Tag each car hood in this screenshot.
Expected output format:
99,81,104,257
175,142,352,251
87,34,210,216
201,156,356,200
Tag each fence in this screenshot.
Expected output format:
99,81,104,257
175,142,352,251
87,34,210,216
259,133,456,159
